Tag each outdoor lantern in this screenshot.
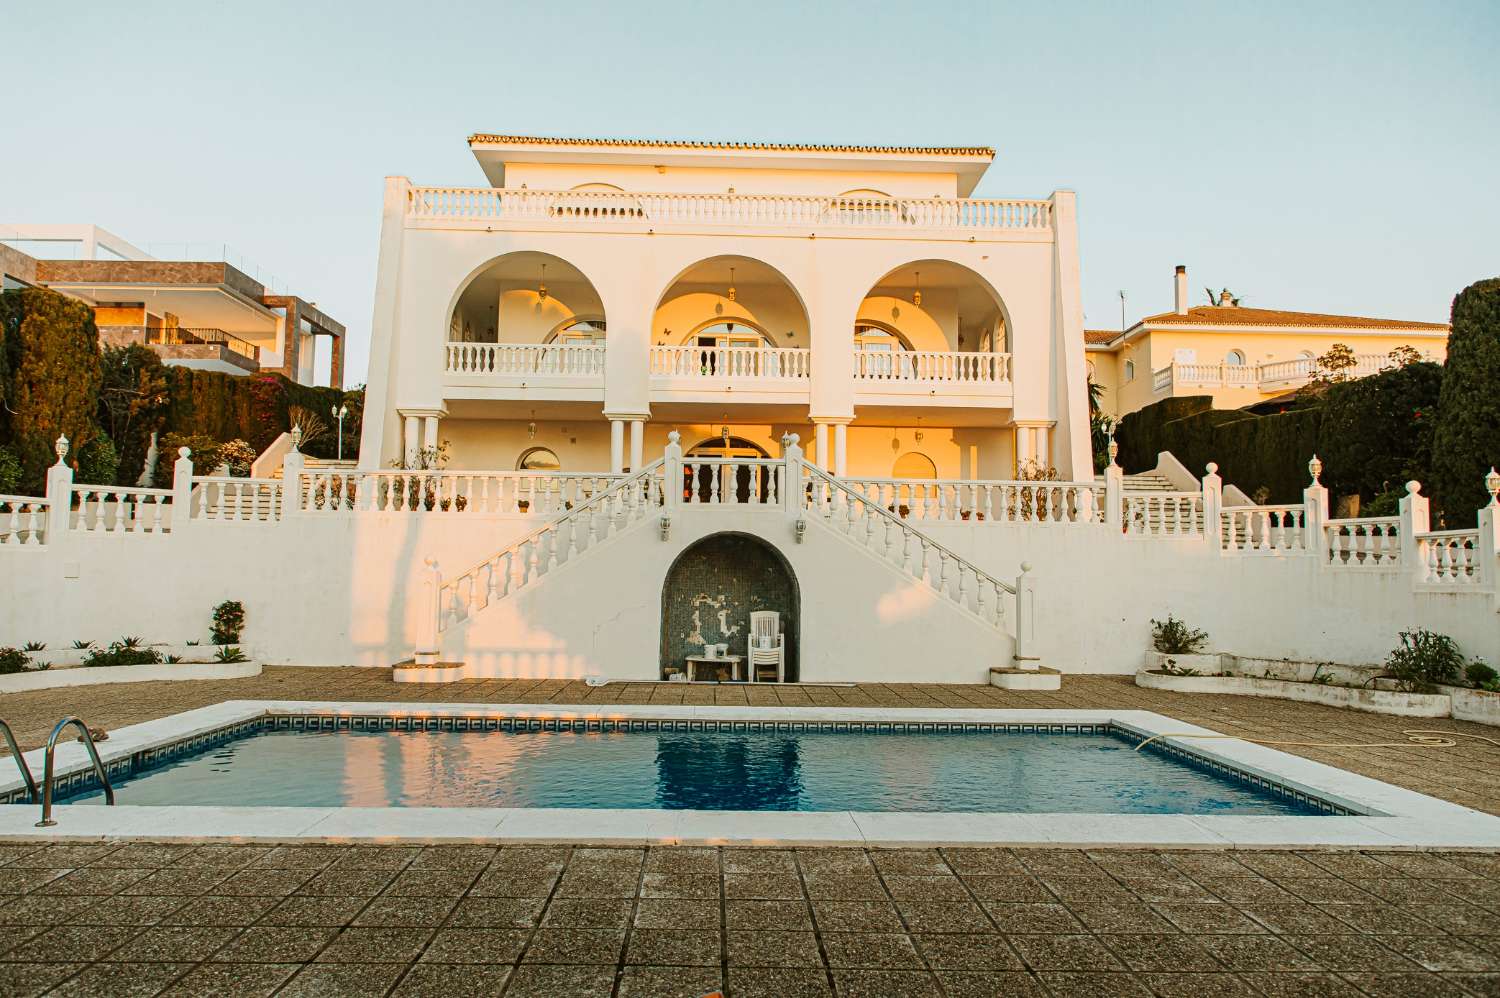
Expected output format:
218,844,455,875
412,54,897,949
912,271,922,307
727,267,736,302
538,263,548,301
1487,467,1500,506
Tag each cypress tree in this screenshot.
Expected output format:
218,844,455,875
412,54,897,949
6,288,103,493
1431,278,1500,525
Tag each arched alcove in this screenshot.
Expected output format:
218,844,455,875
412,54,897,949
856,259,1012,355
447,251,605,345
660,532,800,682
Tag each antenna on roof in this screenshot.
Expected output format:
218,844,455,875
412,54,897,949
1118,290,1127,332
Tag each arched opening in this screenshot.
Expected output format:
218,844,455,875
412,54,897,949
516,447,561,472
543,317,606,345
448,252,605,346
652,255,810,352
684,436,771,503
1225,349,1246,366
660,532,800,682
856,259,1011,360
893,452,937,479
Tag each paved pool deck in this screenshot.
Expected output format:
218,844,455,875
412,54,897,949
4,669,1500,993
1,841,1500,997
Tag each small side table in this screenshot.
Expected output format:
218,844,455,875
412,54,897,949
684,655,746,682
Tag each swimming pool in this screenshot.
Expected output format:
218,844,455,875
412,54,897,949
47,718,1327,815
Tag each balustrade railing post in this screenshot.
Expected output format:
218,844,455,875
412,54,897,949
171,447,194,535
414,557,441,666
1302,456,1328,557
1399,481,1430,584
44,436,73,540
1202,462,1223,550
1478,470,1499,597
1013,562,1039,671
281,432,306,517
782,434,804,516
1104,439,1123,532
662,431,682,512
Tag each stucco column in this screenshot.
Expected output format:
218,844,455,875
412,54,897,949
609,418,625,474
628,419,645,473
813,422,830,471
833,422,848,477
422,415,439,454
402,414,419,468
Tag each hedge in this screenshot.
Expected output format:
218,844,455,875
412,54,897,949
164,369,361,461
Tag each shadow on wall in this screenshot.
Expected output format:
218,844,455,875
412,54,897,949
660,532,799,680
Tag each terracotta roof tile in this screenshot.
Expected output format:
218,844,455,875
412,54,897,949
467,134,995,158
1084,329,1120,345
1141,305,1447,331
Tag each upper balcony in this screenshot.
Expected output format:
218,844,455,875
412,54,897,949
100,325,261,375
1151,353,1395,396
407,186,1053,240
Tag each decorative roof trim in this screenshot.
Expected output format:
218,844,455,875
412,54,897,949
468,134,995,158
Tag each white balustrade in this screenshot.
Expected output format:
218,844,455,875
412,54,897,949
1324,517,1400,568
1416,529,1481,586
70,486,175,533
680,459,782,506
803,465,1012,628
0,495,48,546
439,461,667,630
1152,366,1172,393
649,345,810,380
1122,491,1204,537
1220,505,1307,554
852,350,1011,384
445,342,605,378
408,187,1053,233
842,478,1098,524
191,478,283,522
294,471,623,515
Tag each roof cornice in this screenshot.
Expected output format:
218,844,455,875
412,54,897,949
467,133,995,159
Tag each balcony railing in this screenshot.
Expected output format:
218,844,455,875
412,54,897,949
100,326,260,363
1153,353,1397,395
649,345,811,380
446,342,606,378
854,349,1010,384
408,187,1052,233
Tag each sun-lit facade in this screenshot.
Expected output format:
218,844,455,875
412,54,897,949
359,134,1091,481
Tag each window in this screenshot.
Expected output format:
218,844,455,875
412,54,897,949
853,324,910,351
549,319,606,345
517,447,561,472
690,321,768,348
1224,350,1246,366
893,453,937,479
1124,360,1136,382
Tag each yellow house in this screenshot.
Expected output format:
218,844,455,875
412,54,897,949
1087,265,1449,420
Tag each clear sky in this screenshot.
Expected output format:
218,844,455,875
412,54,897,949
3,0,1496,387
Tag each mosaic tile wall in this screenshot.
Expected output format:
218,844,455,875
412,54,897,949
660,532,799,681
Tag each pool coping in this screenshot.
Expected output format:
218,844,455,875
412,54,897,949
2,700,1498,849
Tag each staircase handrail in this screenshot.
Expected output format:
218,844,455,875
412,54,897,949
439,458,665,622
802,462,1016,597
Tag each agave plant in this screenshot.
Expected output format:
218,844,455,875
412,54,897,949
21,641,45,652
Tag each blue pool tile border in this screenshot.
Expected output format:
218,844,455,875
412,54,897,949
1,713,1359,816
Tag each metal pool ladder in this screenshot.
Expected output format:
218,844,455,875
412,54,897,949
35,716,115,828
0,719,38,803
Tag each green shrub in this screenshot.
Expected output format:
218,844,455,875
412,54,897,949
0,445,20,495
217,439,257,477
1150,615,1209,655
1385,629,1465,693
74,434,120,486
154,432,220,485
97,344,169,486
1318,361,1443,506
211,600,245,645
0,648,31,674
1466,660,1499,690
1432,277,1500,525
212,645,248,664
0,288,104,493
83,640,162,668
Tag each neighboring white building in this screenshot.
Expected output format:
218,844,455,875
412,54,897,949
360,134,1090,481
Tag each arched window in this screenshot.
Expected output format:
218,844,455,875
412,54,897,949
687,320,770,348
893,452,937,479
1124,360,1136,382
1224,350,1246,366
853,324,911,351
548,319,606,345
517,447,561,472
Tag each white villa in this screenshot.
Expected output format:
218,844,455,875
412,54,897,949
359,134,1090,483
1,132,1495,693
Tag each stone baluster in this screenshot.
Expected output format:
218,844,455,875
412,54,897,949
44,436,73,540
1399,481,1430,582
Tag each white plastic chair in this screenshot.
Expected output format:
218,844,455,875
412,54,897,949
748,611,785,683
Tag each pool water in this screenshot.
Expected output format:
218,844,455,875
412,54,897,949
61,728,1322,815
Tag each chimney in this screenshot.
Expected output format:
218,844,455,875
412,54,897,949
1219,289,1234,307
1173,265,1188,315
